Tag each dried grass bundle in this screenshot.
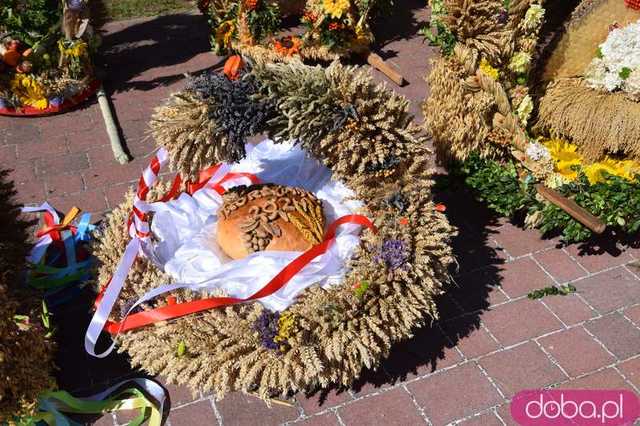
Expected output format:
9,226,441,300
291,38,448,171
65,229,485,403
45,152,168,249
0,170,55,422
537,78,640,161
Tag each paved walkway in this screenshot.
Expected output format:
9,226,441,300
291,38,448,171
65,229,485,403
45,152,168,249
1,4,639,426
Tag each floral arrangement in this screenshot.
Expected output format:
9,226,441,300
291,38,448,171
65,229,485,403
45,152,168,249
92,60,454,399
0,0,97,113
0,169,56,422
424,0,640,243
585,19,640,100
198,0,390,63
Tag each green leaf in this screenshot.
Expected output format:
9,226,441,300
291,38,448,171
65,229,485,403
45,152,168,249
619,67,632,80
177,341,187,357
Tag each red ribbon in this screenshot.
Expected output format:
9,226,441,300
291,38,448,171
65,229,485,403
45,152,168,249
36,208,80,241
103,214,376,335
161,166,261,202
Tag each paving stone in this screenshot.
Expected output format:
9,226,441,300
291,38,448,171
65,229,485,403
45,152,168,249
534,250,588,284
296,412,341,426
481,299,563,347
492,223,558,257
617,357,640,389
338,388,424,426
48,189,108,215
160,379,200,407
541,294,598,326
3,122,41,144
440,318,500,359
573,267,640,314
479,342,566,398
17,137,68,160
566,244,634,274
44,172,85,196
624,304,640,326
36,153,90,176
170,400,218,426
496,404,518,426
559,367,633,390
407,363,502,425
498,257,554,298
585,313,640,360
458,410,504,426
0,145,17,162
450,267,508,313
538,327,615,377
297,388,352,415
217,392,298,425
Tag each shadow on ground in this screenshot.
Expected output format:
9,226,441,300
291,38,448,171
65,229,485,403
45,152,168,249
99,13,216,93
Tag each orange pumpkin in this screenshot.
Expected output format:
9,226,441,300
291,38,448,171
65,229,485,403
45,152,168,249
2,49,21,67
223,55,244,80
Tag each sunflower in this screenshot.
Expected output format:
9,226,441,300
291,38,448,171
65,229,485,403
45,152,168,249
323,0,350,19
10,74,48,110
273,36,302,57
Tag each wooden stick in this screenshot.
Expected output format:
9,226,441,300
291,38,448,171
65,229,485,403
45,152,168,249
97,84,130,165
365,52,405,86
535,184,606,234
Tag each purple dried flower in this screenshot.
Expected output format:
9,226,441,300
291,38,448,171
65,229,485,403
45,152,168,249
49,97,63,107
66,0,85,11
0,98,7,109
374,239,409,270
497,10,509,24
254,310,280,350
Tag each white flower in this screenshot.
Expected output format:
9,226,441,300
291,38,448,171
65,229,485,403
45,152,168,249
585,20,640,96
516,94,534,126
526,141,551,162
624,68,640,101
524,4,545,30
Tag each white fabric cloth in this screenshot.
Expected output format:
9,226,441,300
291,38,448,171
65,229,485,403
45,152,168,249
144,139,363,311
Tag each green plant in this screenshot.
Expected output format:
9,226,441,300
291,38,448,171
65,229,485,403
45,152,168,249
0,0,61,46
460,154,535,217
527,284,576,299
421,0,456,55
246,1,280,43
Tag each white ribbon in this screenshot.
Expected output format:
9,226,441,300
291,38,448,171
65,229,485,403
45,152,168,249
22,202,61,263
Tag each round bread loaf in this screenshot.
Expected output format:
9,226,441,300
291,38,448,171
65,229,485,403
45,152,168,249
217,184,325,259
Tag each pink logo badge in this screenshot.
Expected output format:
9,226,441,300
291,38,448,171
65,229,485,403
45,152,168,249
511,389,640,425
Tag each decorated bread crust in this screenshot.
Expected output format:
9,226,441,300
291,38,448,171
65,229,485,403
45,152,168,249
217,184,325,259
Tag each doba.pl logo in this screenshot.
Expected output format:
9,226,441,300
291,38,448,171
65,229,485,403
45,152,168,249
511,390,640,425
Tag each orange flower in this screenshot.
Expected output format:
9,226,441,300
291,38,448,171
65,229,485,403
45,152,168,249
273,36,302,57
398,217,409,226
303,10,317,22
244,0,259,11
223,55,244,80
434,203,447,212
328,22,343,31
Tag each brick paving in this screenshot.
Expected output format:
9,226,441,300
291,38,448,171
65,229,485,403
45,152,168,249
1,2,640,425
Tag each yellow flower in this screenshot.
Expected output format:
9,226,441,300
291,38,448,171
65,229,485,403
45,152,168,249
215,20,235,49
542,138,640,184
274,311,297,346
59,39,88,58
508,51,531,74
479,58,500,80
10,74,48,110
323,0,350,19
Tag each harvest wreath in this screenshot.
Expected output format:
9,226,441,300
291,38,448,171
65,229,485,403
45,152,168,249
424,0,640,243
87,60,455,399
0,0,98,115
197,0,405,84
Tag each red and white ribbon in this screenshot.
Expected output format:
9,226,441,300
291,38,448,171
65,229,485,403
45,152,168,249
85,147,374,358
